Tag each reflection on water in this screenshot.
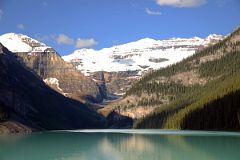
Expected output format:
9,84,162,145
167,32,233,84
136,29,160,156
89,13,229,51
0,131,240,160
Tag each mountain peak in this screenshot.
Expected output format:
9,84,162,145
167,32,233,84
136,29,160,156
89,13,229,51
0,33,49,53
206,34,224,39
136,38,156,43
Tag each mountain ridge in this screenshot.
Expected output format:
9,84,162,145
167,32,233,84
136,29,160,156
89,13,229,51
63,34,224,75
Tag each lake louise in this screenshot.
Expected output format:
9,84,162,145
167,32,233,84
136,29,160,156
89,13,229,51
1,0,240,160
0,130,240,160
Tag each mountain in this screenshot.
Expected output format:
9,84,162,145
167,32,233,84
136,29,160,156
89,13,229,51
63,35,224,96
0,43,104,133
0,33,103,103
63,35,224,74
112,27,240,130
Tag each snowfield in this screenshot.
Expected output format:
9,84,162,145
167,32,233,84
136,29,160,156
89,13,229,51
62,35,224,75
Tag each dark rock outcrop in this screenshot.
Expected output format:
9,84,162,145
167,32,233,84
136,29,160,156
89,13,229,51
105,111,133,129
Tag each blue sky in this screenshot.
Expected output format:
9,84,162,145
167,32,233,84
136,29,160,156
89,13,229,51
0,0,240,55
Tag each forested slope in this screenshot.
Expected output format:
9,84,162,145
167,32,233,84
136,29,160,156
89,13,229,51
115,27,240,130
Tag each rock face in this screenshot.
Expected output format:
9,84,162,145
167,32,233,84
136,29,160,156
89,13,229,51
90,71,140,96
15,49,103,102
0,43,104,130
0,33,103,103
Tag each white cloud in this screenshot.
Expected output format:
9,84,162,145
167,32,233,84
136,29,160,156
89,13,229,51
75,38,97,49
155,0,207,7
54,34,74,45
146,8,162,15
51,34,97,48
17,24,25,29
0,9,3,20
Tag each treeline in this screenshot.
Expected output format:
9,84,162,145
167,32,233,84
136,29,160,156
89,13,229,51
199,51,240,77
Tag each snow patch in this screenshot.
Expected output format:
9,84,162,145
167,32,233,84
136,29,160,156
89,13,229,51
0,33,32,52
44,77,67,96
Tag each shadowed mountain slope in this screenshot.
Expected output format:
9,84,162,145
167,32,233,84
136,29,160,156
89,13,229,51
0,43,105,131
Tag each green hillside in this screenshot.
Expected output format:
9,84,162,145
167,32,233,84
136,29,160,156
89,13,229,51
120,27,240,130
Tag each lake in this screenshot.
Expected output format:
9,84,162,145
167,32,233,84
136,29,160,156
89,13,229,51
0,130,240,160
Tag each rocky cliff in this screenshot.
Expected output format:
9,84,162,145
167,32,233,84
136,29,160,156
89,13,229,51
0,33,103,103
90,71,140,96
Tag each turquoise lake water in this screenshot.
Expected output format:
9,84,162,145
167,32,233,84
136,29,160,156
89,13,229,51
0,130,240,160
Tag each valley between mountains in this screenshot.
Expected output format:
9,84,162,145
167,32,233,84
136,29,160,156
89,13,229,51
0,27,240,133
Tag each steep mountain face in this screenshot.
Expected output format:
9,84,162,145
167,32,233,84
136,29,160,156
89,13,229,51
0,43,104,132
90,71,140,96
114,27,240,130
63,35,224,95
0,33,103,103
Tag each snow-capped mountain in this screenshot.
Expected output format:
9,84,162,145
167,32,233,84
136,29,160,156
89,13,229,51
0,33,51,53
0,33,104,103
63,34,224,76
